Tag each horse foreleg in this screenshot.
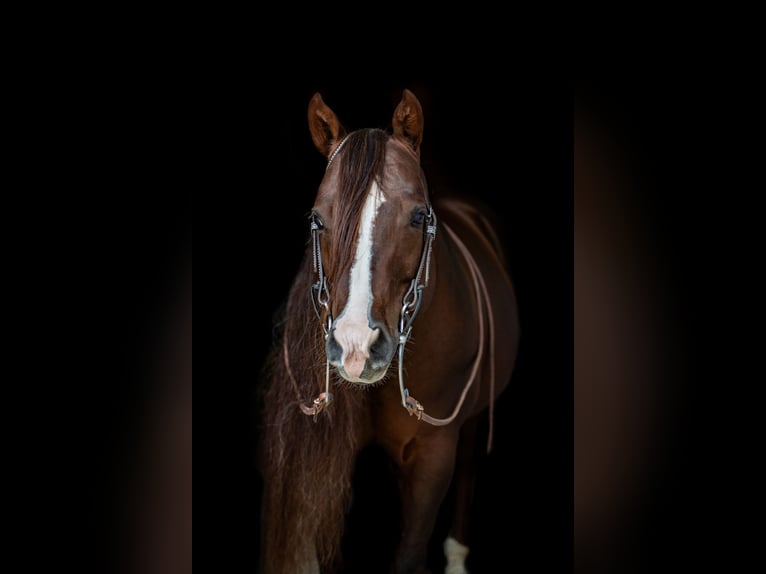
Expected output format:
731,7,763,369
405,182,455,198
393,432,458,574
443,414,481,574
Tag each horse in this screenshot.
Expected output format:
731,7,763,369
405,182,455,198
257,89,520,574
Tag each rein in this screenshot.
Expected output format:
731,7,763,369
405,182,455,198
398,222,496,451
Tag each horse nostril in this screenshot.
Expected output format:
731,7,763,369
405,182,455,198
326,331,343,363
368,324,394,363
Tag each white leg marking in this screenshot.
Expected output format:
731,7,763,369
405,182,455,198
333,180,385,381
444,535,470,574
297,557,320,574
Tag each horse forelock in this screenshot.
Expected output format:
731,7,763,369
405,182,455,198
329,129,389,279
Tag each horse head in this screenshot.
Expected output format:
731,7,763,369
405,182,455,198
307,89,433,385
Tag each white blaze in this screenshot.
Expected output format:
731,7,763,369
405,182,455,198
333,180,385,381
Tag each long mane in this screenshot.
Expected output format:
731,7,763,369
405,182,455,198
256,128,389,573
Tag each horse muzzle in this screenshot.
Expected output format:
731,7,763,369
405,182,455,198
326,322,396,384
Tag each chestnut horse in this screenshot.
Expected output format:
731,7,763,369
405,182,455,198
258,89,520,574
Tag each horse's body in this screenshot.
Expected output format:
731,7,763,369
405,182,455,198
258,90,519,574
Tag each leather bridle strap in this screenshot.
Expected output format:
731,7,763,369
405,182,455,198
398,206,437,341
399,222,497,453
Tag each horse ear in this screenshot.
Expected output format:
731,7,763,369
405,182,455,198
392,89,424,157
308,93,347,158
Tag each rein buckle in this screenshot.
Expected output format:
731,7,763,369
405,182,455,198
300,391,334,421
404,396,424,420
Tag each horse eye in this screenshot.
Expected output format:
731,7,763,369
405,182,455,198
410,209,426,227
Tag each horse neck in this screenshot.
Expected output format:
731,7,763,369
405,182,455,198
415,217,482,352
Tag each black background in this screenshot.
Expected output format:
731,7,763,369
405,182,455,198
21,24,764,573
35,55,571,571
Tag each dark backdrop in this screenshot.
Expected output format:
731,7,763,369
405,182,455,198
38,33,758,574
54,67,570,573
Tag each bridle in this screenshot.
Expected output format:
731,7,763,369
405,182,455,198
287,134,497,450
305,189,438,420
